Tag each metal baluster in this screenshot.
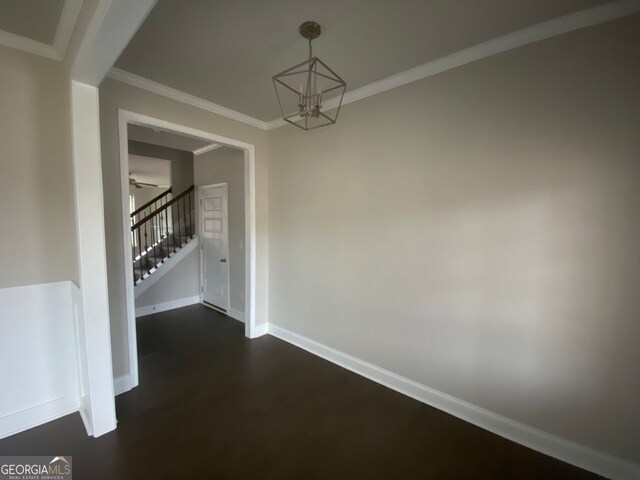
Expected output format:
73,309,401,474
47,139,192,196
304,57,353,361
178,198,183,246
187,189,192,238
144,223,150,276
136,227,141,284
182,192,187,239
172,203,177,253
152,218,157,272
131,226,134,286
164,210,170,254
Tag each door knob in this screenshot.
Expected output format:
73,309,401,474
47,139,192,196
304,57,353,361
220,258,227,263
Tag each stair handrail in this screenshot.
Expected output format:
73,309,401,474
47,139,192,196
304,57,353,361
131,185,194,231
130,187,172,218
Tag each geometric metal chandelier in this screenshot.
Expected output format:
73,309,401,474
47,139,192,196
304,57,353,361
273,21,347,130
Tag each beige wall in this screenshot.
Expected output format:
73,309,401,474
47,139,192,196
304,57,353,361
135,248,200,307
0,46,78,288
128,140,194,195
268,15,640,464
195,147,246,313
99,78,269,378
130,186,167,212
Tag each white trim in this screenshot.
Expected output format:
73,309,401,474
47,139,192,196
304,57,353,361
198,183,231,312
0,29,59,60
71,0,157,85
68,0,111,79
109,68,269,130
0,280,82,440
102,2,637,131
118,109,259,390
77,405,92,437
118,110,140,390
53,0,84,60
113,374,133,396
228,308,245,323
193,143,222,156
268,324,640,480
244,146,258,338
201,301,227,314
0,0,96,62
252,323,269,338
71,81,118,437
135,295,201,318
0,396,79,441
134,236,200,299
69,281,92,436
266,0,640,129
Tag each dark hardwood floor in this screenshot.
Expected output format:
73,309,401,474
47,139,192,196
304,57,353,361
0,305,603,479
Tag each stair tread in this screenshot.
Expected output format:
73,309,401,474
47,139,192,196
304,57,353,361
133,235,195,284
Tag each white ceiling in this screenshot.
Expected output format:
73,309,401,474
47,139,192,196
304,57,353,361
128,124,214,153
0,0,65,44
115,0,607,122
129,155,171,187
0,0,83,61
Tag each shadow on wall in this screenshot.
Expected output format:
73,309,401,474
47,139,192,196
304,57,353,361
267,13,640,464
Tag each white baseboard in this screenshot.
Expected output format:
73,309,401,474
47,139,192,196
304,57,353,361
78,404,93,436
135,295,201,317
228,308,245,323
113,374,133,396
252,323,269,338
0,396,79,440
267,324,640,480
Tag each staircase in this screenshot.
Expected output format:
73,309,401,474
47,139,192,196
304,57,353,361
131,185,196,285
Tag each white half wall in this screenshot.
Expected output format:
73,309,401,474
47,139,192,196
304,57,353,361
0,282,81,439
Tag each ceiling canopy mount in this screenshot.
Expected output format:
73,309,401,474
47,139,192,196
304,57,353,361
299,21,321,40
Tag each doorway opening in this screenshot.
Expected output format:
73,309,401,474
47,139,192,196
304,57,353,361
118,109,257,391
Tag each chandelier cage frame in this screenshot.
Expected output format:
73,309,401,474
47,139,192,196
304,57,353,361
272,22,347,131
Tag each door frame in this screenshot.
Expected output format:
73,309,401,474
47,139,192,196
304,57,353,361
198,183,231,313
118,109,258,390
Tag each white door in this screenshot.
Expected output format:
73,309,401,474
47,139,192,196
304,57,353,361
200,184,229,310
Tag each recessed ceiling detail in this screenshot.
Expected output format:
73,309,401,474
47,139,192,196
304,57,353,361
0,0,65,44
115,0,609,122
0,0,84,61
108,0,638,131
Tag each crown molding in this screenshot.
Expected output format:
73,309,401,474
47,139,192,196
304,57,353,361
265,0,640,130
0,28,60,60
193,143,222,156
0,0,84,61
53,0,84,60
107,68,270,130
106,0,640,132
